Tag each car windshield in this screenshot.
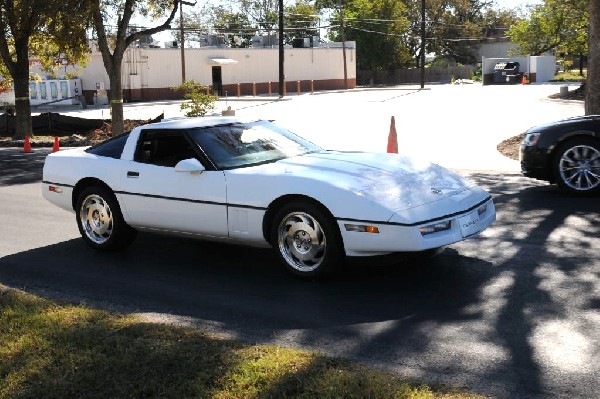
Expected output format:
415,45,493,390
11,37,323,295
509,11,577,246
189,121,321,169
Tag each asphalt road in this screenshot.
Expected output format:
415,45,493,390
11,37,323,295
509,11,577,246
0,147,598,398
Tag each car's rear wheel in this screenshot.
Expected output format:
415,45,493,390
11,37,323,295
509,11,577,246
271,201,343,279
76,186,137,250
554,138,600,195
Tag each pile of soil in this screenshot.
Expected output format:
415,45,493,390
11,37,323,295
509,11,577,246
0,119,151,148
497,133,525,161
548,84,585,101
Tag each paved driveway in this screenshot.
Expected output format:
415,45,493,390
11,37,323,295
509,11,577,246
1,85,595,398
55,82,584,171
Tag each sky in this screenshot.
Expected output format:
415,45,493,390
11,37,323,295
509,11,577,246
495,0,542,9
141,0,545,45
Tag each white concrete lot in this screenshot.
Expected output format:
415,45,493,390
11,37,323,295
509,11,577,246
56,82,584,172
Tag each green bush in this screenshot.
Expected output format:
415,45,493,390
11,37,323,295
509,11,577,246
552,71,586,82
174,80,218,117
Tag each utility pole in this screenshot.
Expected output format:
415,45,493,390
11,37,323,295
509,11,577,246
278,0,285,97
180,0,196,84
340,1,348,90
420,0,426,89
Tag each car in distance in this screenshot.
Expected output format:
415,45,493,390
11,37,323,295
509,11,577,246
42,117,496,278
520,115,600,195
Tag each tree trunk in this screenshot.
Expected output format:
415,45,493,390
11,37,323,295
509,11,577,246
11,43,33,140
109,63,125,135
586,0,600,115
12,73,33,140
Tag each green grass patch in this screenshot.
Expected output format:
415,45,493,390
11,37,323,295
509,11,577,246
0,288,481,399
552,71,587,82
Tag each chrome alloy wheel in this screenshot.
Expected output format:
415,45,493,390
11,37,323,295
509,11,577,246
79,194,114,244
558,145,600,191
277,212,326,272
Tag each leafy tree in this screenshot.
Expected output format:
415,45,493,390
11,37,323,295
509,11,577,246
171,3,255,48
284,0,320,44
239,0,279,33
480,6,520,30
0,0,90,139
212,7,254,47
586,0,598,114
507,0,588,59
402,0,495,67
171,10,205,47
319,0,412,70
319,0,499,70
0,61,10,93
90,0,179,135
174,80,218,116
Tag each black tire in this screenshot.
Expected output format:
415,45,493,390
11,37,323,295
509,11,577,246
270,201,344,279
553,137,600,195
75,186,137,251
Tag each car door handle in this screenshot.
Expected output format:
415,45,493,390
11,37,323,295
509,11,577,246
127,171,140,178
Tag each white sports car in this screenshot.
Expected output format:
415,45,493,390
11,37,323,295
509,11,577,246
42,117,496,278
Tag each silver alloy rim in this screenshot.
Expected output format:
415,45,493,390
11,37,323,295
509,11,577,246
277,211,326,272
559,145,600,191
80,194,113,244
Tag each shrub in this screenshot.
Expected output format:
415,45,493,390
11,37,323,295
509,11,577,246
174,80,218,117
552,71,587,82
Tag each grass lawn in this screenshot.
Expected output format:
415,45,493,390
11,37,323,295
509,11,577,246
0,287,482,399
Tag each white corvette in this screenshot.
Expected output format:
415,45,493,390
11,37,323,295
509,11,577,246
42,117,496,278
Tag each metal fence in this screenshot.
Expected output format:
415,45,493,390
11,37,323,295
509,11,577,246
357,65,476,86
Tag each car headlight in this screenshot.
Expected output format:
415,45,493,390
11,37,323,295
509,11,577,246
523,132,541,147
477,203,488,216
419,220,451,235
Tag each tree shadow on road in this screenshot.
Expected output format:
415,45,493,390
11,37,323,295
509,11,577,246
0,149,47,186
0,171,598,398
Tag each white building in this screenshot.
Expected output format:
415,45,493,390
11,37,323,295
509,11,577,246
80,43,356,103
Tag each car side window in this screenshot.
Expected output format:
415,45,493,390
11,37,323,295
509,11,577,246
134,130,196,167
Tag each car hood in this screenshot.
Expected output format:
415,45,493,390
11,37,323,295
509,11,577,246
528,115,600,132
274,151,478,213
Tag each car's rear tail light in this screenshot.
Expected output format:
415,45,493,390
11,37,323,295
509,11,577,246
48,186,63,193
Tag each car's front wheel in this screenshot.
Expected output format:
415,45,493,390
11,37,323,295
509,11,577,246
271,201,343,279
554,138,600,195
76,186,137,250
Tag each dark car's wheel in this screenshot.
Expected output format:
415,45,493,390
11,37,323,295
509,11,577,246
76,186,137,250
271,201,343,279
554,138,600,195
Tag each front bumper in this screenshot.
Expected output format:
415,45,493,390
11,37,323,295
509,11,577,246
520,143,552,182
338,197,496,257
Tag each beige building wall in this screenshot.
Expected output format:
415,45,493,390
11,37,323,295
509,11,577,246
80,45,356,102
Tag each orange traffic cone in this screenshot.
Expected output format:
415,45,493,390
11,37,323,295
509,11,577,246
23,135,32,153
52,136,60,152
387,116,398,154
521,75,527,85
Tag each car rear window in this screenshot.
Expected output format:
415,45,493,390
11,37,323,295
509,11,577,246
86,132,130,159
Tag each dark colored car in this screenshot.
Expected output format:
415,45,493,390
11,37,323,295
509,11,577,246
520,115,600,194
